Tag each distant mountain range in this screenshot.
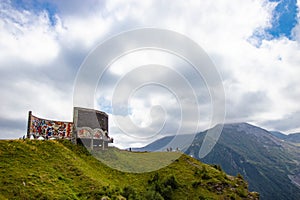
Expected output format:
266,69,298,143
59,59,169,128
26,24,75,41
270,131,300,143
286,133,300,143
134,123,300,200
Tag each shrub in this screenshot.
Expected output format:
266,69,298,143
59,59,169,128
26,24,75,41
192,181,201,188
236,173,243,180
164,175,178,189
143,190,164,200
148,173,160,184
202,172,211,180
121,186,136,199
237,187,248,198
212,164,222,171
161,185,173,200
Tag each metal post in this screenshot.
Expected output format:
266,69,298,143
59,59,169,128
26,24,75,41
72,108,78,144
27,111,32,139
91,134,94,150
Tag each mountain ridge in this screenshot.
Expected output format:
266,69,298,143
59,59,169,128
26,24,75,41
285,132,300,143
134,122,300,200
270,131,300,143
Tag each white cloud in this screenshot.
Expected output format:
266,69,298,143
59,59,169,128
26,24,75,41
58,14,112,49
291,0,300,41
1,0,300,147
0,4,60,66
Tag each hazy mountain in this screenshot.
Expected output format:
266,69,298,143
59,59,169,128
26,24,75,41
132,134,195,152
285,133,300,143
135,123,300,200
269,131,300,143
269,131,288,140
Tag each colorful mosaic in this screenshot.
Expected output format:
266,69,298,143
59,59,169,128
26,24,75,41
27,108,113,147
77,128,110,140
29,114,73,139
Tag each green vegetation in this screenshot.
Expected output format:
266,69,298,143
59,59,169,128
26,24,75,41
184,123,300,199
92,147,182,173
0,139,259,199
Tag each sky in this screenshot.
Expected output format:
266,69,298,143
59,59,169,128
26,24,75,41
0,0,300,148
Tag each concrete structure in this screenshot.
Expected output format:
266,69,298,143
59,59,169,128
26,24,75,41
73,107,113,150
27,107,113,149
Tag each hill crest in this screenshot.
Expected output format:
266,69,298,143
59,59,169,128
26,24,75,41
0,139,259,200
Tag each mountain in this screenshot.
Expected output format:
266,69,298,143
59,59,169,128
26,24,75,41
136,123,300,200
269,131,300,143
269,131,288,140
0,139,259,200
132,134,195,152
285,133,300,143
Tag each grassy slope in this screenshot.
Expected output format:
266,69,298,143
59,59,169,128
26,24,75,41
0,140,258,200
92,147,182,173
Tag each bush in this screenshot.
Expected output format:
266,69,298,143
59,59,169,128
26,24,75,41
194,169,202,177
199,194,214,200
236,187,248,198
236,173,244,180
202,172,211,180
212,164,222,171
148,173,159,184
143,190,164,200
121,186,137,199
161,185,173,200
145,174,180,200
192,181,201,188
164,175,178,189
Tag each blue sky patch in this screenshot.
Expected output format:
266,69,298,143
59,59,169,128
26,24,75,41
267,0,298,39
11,0,58,26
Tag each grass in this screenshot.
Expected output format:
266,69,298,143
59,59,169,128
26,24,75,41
92,147,182,173
0,139,259,199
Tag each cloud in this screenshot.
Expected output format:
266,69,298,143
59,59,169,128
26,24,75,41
0,0,300,148
292,0,300,41
261,111,300,132
92,52,212,145
0,2,60,66
0,117,25,133
226,90,271,120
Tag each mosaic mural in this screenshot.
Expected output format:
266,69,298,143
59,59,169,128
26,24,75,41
27,107,113,148
77,127,111,140
28,113,73,139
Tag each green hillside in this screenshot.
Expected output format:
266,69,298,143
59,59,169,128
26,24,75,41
186,123,300,200
92,147,182,173
0,139,258,200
